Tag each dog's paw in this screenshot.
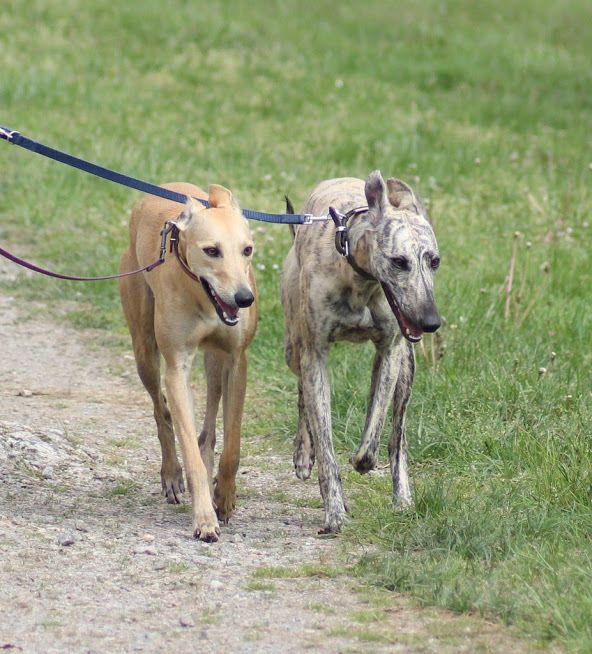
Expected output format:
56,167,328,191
161,466,185,504
293,444,315,481
393,493,414,512
213,482,236,524
319,509,347,535
193,517,221,543
351,449,377,474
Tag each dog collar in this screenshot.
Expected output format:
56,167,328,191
328,206,375,280
167,222,201,283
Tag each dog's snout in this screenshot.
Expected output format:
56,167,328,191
421,307,441,333
234,288,255,308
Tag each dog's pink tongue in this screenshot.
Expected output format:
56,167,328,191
215,293,238,319
397,309,423,341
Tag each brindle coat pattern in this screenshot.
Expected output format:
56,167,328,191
281,171,440,533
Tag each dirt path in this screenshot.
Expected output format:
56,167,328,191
0,267,539,653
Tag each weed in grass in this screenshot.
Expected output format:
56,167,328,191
244,580,276,592
351,608,385,624
199,607,220,626
108,436,140,450
307,602,336,616
293,497,324,510
328,626,394,645
167,562,190,574
253,564,345,580
107,479,138,497
171,504,191,514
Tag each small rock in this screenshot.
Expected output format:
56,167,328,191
75,521,88,533
152,561,167,571
231,532,243,543
58,533,76,547
209,579,223,591
42,467,53,480
179,617,195,628
17,389,33,397
200,630,209,640
142,533,155,542
133,546,157,556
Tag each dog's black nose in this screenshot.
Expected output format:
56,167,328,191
421,306,441,333
234,288,254,308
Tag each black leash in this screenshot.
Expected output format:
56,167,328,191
0,124,332,282
1,125,378,284
0,125,313,225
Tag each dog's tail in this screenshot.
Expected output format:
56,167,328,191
285,195,297,240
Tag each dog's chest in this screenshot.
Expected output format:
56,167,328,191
326,288,390,343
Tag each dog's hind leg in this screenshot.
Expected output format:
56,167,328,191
214,349,248,524
351,339,398,474
301,344,347,533
294,380,315,480
199,351,222,499
119,261,184,504
389,341,415,508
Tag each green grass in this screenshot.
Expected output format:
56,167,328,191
253,564,345,580
1,0,591,650
244,580,277,592
106,479,139,497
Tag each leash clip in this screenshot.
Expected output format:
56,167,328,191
302,213,331,225
0,126,18,142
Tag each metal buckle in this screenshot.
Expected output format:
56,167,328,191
328,207,349,257
159,220,177,259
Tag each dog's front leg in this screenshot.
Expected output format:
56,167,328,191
300,345,347,533
352,338,398,474
198,351,223,499
164,352,220,542
214,350,248,524
389,341,415,508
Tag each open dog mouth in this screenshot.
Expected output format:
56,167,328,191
200,278,239,327
380,283,423,343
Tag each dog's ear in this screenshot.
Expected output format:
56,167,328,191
364,170,389,211
208,184,239,210
386,178,416,210
175,196,200,232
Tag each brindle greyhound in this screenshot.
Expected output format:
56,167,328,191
119,183,257,542
281,171,440,534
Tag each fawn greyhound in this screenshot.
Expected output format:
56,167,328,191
281,171,440,534
119,182,257,542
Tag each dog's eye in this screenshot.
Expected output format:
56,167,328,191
243,245,253,257
430,256,441,270
203,247,221,258
391,256,409,270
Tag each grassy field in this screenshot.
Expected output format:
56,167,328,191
1,0,591,650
